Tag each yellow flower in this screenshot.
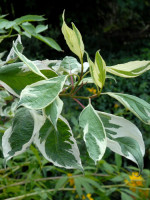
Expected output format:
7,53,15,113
86,193,94,200
124,172,149,198
125,172,144,190
67,173,74,186
82,195,86,199
87,87,97,95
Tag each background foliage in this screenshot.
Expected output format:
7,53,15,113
0,0,150,199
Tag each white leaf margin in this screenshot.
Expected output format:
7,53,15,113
2,110,44,162
97,111,145,166
34,115,82,169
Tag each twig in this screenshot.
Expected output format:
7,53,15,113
0,174,109,191
73,98,85,109
4,188,76,200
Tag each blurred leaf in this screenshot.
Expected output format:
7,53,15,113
15,15,46,24
115,154,122,169
55,177,68,192
35,25,48,33
34,34,62,51
121,192,134,200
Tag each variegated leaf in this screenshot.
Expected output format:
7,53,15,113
79,104,107,163
18,75,67,109
107,60,150,78
44,96,63,130
13,42,47,79
6,35,23,63
62,11,84,60
2,107,44,162
106,92,150,125
34,116,83,170
79,75,116,85
98,111,145,173
0,61,57,97
87,51,106,88
95,51,106,87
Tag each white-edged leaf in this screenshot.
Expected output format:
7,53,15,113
13,42,47,79
87,52,106,88
60,56,80,74
95,51,106,87
62,11,84,60
98,111,145,173
34,116,83,170
80,75,116,85
0,61,57,96
6,35,23,63
107,60,150,78
106,92,150,125
44,96,63,130
18,75,67,109
2,107,44,162
52,57,89,75
79,104,107,163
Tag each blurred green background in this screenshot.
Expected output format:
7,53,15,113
0,0,150,199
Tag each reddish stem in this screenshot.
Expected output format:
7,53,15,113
72,82,85,96
73,98,85,109
70,75,74,86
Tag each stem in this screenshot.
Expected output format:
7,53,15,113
73,98,85,108
70,58,84,95
82,70,90,79
72,82,84,95
70,75,74,86
80,58,84,79
4,188,77,200
0,173,109,191
4,183,150,200
59,93,89,100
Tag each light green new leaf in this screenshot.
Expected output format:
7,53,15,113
0,61,57,97
62,11,84,60
34,116,83,170
2,107,44,161
107,60,150,78
87,52,106,88
79,104,107,163
106,92,150,124
95,51,106,87
15,15,46,25
13,42,47,79
98,111,145,173
44,96,63,130
6,35,23,63
18,75,67,109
